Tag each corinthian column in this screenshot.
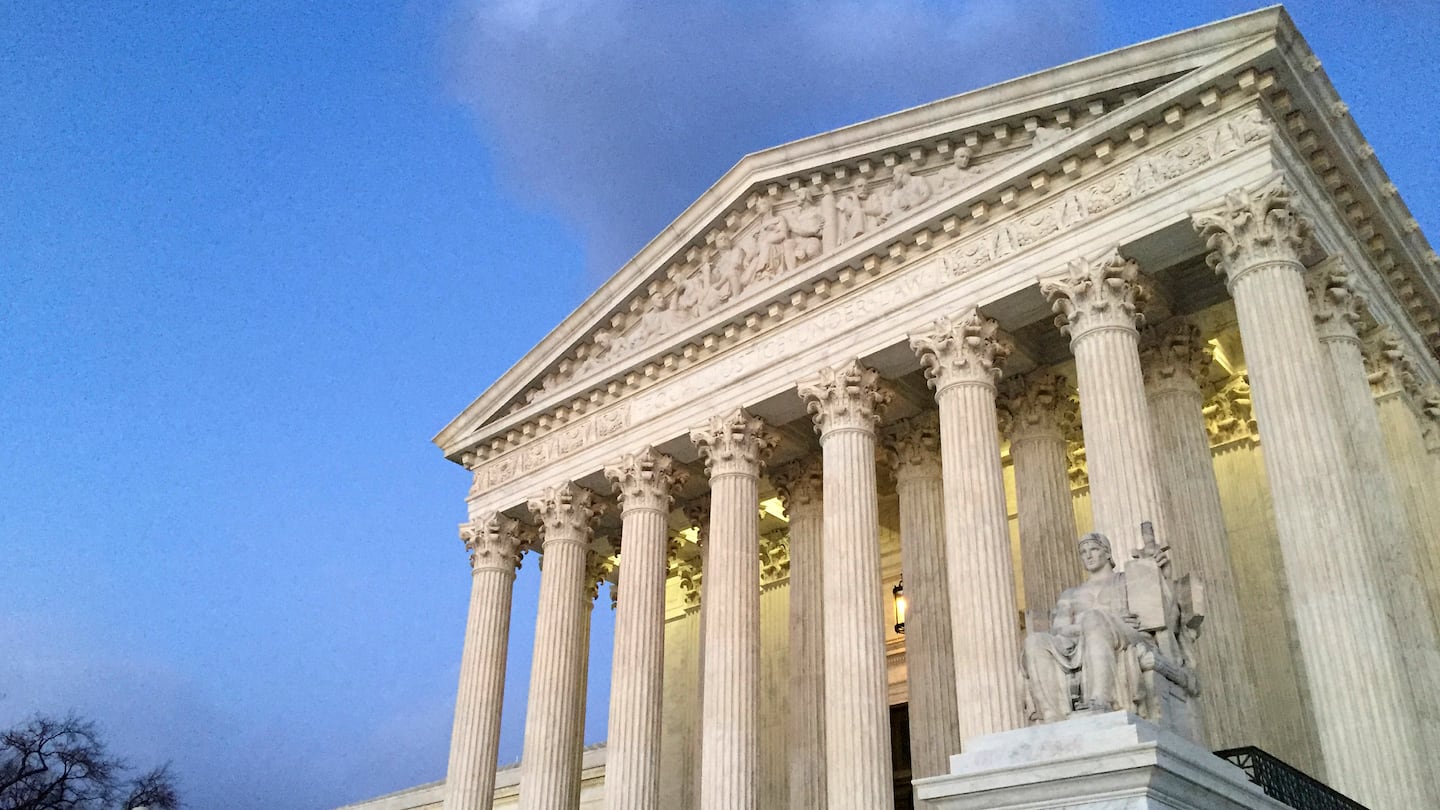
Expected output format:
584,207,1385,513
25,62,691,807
998,371,1081,630
519,483,601,810
885,413,962,786
797,361,895,810
770,458,826,810
910,308,1025,740
604,448,687,810
1307,263,1440,757
1041,249,1167,559
1193,179,1430,809
690,410,775,810
444,513,529,810
1367,332,1440,622
1138,318,1258,749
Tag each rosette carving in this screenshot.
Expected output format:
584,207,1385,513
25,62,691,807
797,360,893,436
999,370,1076,444
1192,177,1312,285
527,481,602,548
1139,319,1213,398
604,446,688,515
910,306,1011,392
459,511,528,573
690,408,777,478
1041,249,1149,340
1305,257,1364,343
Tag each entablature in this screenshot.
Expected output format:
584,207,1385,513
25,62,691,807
463,100,1279,515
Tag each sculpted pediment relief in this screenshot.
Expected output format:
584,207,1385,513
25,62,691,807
552,142,1015,390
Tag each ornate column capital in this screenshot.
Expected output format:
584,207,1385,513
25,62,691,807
1416,385,1440,453
670,553,703,608
604,446,688,515
1305,257,1365,344
1040,248,1149,340
759,534,791,586
584,548,616,602
885,412,942,482
681,495,712,546
1203,374,1258,446
909,306,1011,393
460,511,529,573
1140,319,1213,398
1363,326,1422,399
797,360,893,436
1066,434,1089,489
771,457,823,517
527,481,602,548
998,370,1076,444
690,408,776,478
1192,177,1312,286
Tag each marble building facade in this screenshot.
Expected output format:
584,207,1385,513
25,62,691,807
341,9,1440,810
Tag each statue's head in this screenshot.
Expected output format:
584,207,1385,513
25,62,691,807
1077,532,1114,573
954,146,973,168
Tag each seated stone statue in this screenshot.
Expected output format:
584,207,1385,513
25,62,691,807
1021,525,1205,741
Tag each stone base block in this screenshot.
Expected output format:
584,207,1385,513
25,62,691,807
913,711,1285,809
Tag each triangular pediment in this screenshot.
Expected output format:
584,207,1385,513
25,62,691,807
435,7,1303,459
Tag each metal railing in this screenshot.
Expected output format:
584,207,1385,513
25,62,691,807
1215,747,1368,810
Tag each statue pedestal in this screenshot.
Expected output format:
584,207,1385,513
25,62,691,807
913,712,1285,809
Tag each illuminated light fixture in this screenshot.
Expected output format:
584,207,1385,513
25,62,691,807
892,578,907,634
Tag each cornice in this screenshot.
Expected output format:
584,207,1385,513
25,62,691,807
1259,36,1440,368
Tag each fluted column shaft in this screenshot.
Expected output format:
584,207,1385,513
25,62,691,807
1000,372,1081,631
604,450,686,810
798,361,894,810
1140,320,1258,749
888,414,962,785
773,460,826,810
520,484,600,810
445,514,528,810
1042,251,1167,559
1307,267,1440,762
911,310,1025,741
1194,180,1429,809
1368,335,1440,624
691,411,774,810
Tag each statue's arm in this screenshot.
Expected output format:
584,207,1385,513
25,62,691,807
1051,597,1080,636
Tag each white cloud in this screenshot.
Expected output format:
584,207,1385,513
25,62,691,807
445,0,1100,277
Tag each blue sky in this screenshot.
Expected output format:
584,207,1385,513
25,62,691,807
2,2,1434,808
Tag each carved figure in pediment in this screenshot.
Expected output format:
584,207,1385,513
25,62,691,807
699,232,752,308
932,146,981,194
1022,524,1204,741
886,164,932,217
787,185,826,267
673,271,705,319
748,196,793,281
836,177,875,242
